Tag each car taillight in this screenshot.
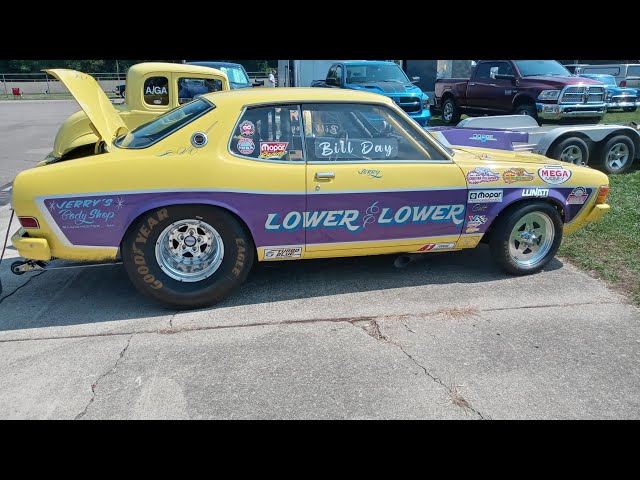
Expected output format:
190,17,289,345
18,216,40,229
596,186,610,204
620,80,627,87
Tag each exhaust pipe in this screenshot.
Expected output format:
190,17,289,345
394,254,427,268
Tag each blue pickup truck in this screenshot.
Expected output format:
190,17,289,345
311,61,431,126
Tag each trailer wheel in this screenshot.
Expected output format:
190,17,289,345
623,107,637,113
549,136,589,166
598,135,635,174
441,98,461,125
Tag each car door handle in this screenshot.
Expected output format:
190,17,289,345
315,172,335,180
469,82,476,86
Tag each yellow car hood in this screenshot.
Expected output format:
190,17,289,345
453,146,555,166
46,68,128,145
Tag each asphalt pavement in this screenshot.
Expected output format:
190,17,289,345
0,101,639,419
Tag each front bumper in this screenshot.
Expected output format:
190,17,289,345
606,100,638,109
11,228,51,261
536,102,606,120
564,204,610,235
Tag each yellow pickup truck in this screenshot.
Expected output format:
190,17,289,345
47,62,229,162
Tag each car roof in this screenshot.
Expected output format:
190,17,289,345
202,87,394,107
128,62,225,76
189,61,245,69
342,61,398,66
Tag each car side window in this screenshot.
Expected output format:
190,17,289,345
178,77,223,104
334,65,342,83
143,76,169,106
229,105,304,161
327,66,336,80
475,62,499,80
497,62,513,76
301,103,446,162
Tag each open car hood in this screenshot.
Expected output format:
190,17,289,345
46,69,128,144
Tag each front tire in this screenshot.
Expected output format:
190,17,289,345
121,205,254,309
441,98,461,125
597,135,635,174
489,202,563,275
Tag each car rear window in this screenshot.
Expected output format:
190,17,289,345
115,98,214,149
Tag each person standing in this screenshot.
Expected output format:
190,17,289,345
268,68,277,88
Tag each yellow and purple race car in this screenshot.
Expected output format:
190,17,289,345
7,69,611,308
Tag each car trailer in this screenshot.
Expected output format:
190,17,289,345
429,115,640,174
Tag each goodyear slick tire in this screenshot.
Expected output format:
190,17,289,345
121,204,254,309
489,201,563,275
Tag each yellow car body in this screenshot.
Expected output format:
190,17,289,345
9,69,611,307
47,63,229,161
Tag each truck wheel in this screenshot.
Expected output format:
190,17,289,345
441,98,460,124
598,135,635,174
623,107,637,112
514,104,540,124
121,205,254,309
549,136,589,166
489,201,563,275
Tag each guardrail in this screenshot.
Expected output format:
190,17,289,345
1,72,125,97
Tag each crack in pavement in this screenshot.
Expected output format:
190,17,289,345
0,271,46,305
0,299,632,344
356,318,488,420
74,334,133,420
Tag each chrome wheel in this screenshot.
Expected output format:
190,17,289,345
508,212,555,268
155,219,224,282
605,142,630,171
443,102,453,122
559,145,583,165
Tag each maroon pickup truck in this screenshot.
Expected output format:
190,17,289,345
435,60,607,124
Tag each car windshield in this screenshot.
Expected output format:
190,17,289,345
583,75,616,86
346,64,410,83
515,60,571,77
218,66,250,86
114,98,214,149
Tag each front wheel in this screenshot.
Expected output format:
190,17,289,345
489,202,563,275
121,205,254,309
441,98,461,125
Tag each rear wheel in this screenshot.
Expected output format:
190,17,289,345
121,205,254,309
549,136,589,166
623,107,637,112
441,98,461,124
489,202,563,275
598,135,635,174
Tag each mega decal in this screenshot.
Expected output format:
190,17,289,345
466,167,500,184
418,242,456,251
502,168,534,184
358,168,382,179
566,187,589,205
264,202,466,233
522,187,549,198
239,120,255,137
264,247,303,259
314,137,398,159
237,138,255,155
539,165,572,184
260,142,288,159
468,189,503,203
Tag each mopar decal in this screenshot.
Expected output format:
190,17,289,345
468,190,502,203
264,203,465,233
539,165,572,184
260,142,288,159
466,167,500,184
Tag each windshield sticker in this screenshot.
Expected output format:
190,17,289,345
260,142,289,159
314,138,398,160
240,120,255,137
237,138,255,155
566,186,589,204
466,167,500,184
503,168,534,184
315,123,340,135
539,165,572,184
